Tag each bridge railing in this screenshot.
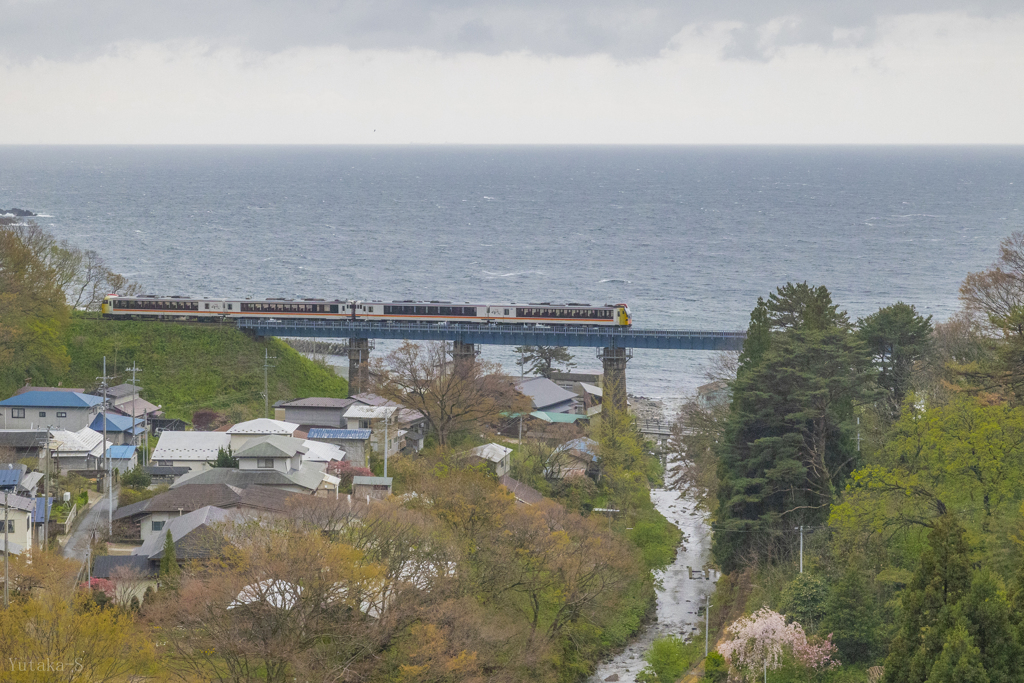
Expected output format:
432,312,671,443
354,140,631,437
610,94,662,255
234,318,746,350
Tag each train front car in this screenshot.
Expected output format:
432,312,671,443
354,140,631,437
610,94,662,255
616,304,632,326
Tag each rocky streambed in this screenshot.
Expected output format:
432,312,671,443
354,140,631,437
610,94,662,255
589,488,716,682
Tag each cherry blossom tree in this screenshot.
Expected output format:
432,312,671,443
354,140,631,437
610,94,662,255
717,607,839,681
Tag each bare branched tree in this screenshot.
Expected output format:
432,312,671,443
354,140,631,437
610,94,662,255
371,341,531,447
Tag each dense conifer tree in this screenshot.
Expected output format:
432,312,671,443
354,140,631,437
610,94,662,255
820,567,881,663
713,283,875,571
857,302,933,417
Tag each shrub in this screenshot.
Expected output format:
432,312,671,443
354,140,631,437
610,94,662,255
703,652,728,682
121,464,152,490
636,635,697,683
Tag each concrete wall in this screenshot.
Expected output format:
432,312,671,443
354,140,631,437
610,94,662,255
1,508,33,554
283,407,345,428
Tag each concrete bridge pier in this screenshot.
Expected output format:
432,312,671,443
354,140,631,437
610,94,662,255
348,338,373,396
452,340,478,365
599,346,632,413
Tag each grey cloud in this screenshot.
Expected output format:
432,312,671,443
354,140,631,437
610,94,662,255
0,0,1019,61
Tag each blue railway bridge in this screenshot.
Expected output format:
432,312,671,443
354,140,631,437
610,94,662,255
236,318,745,410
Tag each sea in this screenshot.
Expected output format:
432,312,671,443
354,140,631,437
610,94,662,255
2,146,1023,415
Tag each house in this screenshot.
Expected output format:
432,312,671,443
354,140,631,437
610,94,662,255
0,429,50,460
463,443,512,477
170,464,333,496
697,380,731,410
113,397,164,420
352,476,392,500
278,397,357,428
573,383,604,416
0,465,28,494
102,383,145,409
515,377,579,414
131,506,238,568
235,435,307,473
349,393,429,452
150,431,231,471
547,437,599,479
17,471,43,496
343,405,403,458
48,427,112,472
142,465,191,484
498,474,545,506
114,483,298,541
226,418,301,451
89,414,146,446
306,429,372,468
108,445,138,472
0,391,104,431
0,493,36,556
548,370,603,392
91,555,159,603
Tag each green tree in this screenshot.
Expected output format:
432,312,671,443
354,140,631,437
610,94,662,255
858,302,933,417
884,515,974,683
120,464,152,490
958,569,1023,683
513,345,576,379
159,530,180,583
820,567,881,663
212,446,238,468
924,621,990,683
635,635,694,683
714,283,875,571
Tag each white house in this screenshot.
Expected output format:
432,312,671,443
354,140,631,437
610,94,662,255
0,493,36,556
226,418,300,451
150,431,232,472
463,443,513,478
48,427,112,472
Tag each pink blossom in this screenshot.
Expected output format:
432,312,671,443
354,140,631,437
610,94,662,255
717,607,839,682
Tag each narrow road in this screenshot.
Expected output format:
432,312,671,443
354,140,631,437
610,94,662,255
62,485,118,562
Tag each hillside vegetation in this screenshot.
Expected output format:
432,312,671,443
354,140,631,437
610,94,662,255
60,315,348,421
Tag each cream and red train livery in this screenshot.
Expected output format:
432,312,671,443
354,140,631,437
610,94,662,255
102,296,632,326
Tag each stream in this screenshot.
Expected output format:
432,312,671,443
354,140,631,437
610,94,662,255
589,488,717,682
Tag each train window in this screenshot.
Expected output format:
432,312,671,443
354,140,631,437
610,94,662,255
330,304,338,313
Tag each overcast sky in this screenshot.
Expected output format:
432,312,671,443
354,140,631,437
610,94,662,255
1,0,1022,143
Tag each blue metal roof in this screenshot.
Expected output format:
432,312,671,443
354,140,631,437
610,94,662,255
307,428,373,440
32,497,52,524
0,391,103,408
108,445,137,460
89,414,145,434
0,469,22,487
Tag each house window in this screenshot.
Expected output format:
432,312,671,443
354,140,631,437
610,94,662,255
359,419,371,429
6,520,15,533
39,411,46,418
152,520,165,532
11,408,24,419
56,412,67,418
258,458,274,468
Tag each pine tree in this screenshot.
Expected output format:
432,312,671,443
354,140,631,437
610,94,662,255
713,283,875,571
857,302,933,416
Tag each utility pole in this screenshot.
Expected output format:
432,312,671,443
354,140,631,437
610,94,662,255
799,525,804,574
43,429,51,548
518,348,524,446
4,489,9,608
126,362,142,447
383,408,389,478
704,593,711,657
97,357,112,538
263,349,276,418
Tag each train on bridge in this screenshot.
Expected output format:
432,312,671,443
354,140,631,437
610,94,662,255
102,295,633,327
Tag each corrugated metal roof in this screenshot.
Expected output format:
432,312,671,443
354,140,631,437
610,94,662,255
0,391,103,408
151,431,231,461
105,383,141,399
280,397,356,408
352,476,393,486
464,443,512,464
344,405,397,419
108,445,137,460
0,468,22,487
0,430,49,448
515,378,579,411
18,471,43,493
89,414,146,434
2,494,36,513
92,555,157,578
307,428,372,440
32,497,52,523
530,411,588,424
226,419,299,435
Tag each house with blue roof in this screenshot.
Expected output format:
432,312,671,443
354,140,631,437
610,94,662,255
108,445,138,471
89,414,146,445
0,391,104,431
306,428,372,468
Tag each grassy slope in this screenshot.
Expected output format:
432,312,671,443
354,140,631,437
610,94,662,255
61,315,347,420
